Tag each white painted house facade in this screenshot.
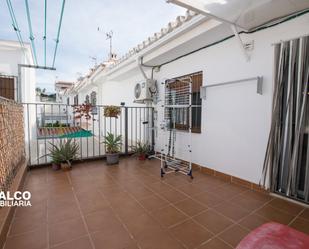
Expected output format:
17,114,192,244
0,40,36,103
63,9,309,186
0,40,38,166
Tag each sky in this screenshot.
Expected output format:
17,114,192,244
0,0,185,92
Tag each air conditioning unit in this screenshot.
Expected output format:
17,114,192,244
134,79,156,102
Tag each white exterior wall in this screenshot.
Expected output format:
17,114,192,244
0,40,37,164
100,72,150,106
72,13,309,184
0,40,36,103
76,85,99,105
154,34,274,184
159,13,308,184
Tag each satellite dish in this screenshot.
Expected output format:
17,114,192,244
134,83,142,99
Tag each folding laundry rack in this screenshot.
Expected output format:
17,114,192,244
159,76,193,179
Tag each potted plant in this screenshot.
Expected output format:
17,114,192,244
131,141,151,160
49,146,62,170
48,139,79,171
102,132,122,165
104,106,121,118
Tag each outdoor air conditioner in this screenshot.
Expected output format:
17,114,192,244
134,79,156,102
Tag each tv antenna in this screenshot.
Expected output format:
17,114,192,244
106,30,113,59
98,27,114,60
89,56,97,67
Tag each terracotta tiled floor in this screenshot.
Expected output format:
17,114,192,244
3,158,309,249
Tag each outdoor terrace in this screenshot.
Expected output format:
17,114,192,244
2,157,309,249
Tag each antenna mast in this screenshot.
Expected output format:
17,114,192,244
106,30,113,59
97,27,114,60
89,56,97,67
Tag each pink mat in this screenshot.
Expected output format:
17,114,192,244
236,222,309,249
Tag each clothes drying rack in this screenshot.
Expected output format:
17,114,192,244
159,76,193,179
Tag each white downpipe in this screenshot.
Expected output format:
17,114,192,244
137,57,152,147
138,57,149,80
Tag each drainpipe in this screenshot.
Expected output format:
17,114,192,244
137,57,152,108
137,57,155,148
17,65,22,102
138,57,150,80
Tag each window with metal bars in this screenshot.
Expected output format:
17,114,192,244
90,91,97,105
171,72,202,133
73,95,79,105
85,94,90,104
90,91,98,114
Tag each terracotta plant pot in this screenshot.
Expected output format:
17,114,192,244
138,154,147,161
106,153,119,165
61,162,72,171
52,163,61,171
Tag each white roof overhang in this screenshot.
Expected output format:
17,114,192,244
167,0,309,31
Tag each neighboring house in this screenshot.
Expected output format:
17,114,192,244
40,104,69,127
0,40,36,103
36,93,56,103
65,56,118,106
41,81,75,126
61,6,309,188
55,81,73,103
0,40,38,166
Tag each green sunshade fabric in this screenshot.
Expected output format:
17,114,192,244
59,129,93,138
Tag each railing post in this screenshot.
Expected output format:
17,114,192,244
151,107,155,151
124,107,128,155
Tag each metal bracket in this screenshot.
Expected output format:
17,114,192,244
230,24,250,61
201,76,263,100
17,64,56,102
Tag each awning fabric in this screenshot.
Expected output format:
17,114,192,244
37,127,93,139
59,130,93,138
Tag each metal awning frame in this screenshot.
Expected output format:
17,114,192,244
167,0,251,61
167,0,248,30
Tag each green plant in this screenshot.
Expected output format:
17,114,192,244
131,141,151,157
104,106,121,118
48,145,62,164
48,139,79,165
102,132,122,154
44,121,70,128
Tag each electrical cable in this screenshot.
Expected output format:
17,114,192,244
25,0,38,65
52,0,66,68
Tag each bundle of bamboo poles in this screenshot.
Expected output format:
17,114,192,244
0,97,25,192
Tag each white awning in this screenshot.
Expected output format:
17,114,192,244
167,0,309,31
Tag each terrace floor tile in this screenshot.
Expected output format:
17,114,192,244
3,158,308,249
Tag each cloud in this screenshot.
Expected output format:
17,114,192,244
1,0,185,91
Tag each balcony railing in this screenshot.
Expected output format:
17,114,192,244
23,103,154,166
